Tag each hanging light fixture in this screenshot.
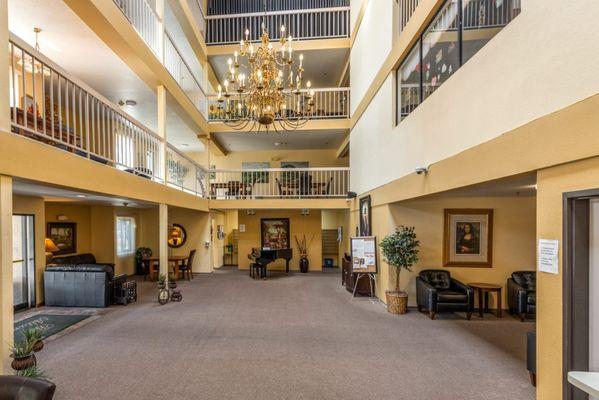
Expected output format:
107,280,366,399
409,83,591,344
17,27,50,76
214,1,315,133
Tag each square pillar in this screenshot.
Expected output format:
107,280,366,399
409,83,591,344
159,203,169,280
0,175,13,374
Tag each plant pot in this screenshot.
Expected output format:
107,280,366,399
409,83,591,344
385,291,408,315
157,283,166,290
168,281,177,290
11,353,36,371
32,340,44,353
299,257,309,273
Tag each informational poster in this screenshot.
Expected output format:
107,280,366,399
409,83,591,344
538,239,559,274
350,236,377,274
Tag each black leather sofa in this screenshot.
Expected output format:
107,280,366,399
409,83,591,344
44,253,125,307
507,271,536,321
416,269,474,320
0,375,56,400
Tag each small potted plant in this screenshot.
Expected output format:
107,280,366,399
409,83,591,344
16,365,48,380
380,226,420,315
23,326,46,353
10,340,36,371
157,273,167,290
294,234,314,273
168,273,177,289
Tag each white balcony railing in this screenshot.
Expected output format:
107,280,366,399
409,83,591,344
164,31,207,118
8,35,209,198
208,0,349,15
205,7,350,45
399,0,420,33
208,168,350,199
167,145,208,197
207,87,350,121
187,0,206,38
114,0,208,118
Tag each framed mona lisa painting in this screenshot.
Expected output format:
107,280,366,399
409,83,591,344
443,209,493,268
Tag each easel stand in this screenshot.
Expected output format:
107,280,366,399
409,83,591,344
352,272,376,299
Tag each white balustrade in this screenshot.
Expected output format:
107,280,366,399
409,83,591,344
208,168,350,199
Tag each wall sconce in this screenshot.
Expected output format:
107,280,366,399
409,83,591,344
57,214,68,221
301,209,310,216
204,241,210,248
246,209,256,215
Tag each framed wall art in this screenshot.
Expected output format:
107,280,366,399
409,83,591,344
443,209,493,268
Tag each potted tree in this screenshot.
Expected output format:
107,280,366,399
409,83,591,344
380,226,420,315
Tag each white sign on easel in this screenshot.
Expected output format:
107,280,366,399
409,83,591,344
538,239,559,274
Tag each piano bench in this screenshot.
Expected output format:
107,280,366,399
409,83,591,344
250,263,265,279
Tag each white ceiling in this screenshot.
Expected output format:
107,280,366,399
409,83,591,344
213,129,347,152
8,0,205,152
13,179,155,208
208,47,349,90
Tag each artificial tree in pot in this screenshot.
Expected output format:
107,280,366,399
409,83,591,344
380,225,419,314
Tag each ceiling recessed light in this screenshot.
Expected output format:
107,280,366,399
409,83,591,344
180,143,189,147
76,194,87,198
274,142,288,147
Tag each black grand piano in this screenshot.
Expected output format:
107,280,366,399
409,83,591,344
249,248,293,279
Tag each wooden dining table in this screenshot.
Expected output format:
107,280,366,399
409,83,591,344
144,255,188,281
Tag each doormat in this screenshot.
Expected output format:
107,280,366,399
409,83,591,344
14,314,91,342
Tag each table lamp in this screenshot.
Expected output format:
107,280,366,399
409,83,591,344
45,238,59,263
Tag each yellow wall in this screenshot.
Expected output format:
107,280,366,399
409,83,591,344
12,195,46,305
385,195,537,306
45,203,92,256
201,149,348,170
321,209,348,267
168,207,212,273
211,211,225,269
238,209,322,271
535,156,599,399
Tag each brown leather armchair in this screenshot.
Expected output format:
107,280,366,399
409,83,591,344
0,375,56,400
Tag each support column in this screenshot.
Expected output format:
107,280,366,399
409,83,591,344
159,203,169,280
0,175,13,374
157,85,167,184
0,0,10,132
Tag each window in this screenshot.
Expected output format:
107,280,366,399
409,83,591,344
395,0,520,122
116,217,136,256
397,45,421,123
422,0,460,101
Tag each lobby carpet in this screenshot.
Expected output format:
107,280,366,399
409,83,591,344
37,271,535,400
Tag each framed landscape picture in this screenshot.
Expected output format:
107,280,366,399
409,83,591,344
261,218,290,250
443,209,493,268
46,222,77,255
359,195,371,236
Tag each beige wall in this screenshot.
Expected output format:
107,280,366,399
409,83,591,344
168,207,212,273
211,211,225,269
350,0,599,195
238,209,322,271
535,156,599,399
12,195,45,305
45,203,92,256
201,149,348,170
386,195,536,306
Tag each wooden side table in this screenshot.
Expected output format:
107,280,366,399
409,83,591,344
469,282,502,318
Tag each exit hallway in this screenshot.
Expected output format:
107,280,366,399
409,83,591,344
34,271,535,399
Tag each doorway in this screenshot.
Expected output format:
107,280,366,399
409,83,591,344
12,214,35,311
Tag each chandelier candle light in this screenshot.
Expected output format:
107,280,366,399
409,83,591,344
216,18,315,132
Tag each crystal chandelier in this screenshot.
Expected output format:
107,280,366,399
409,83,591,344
215,7,315,132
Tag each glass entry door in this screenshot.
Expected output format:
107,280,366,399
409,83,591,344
13,215,35,311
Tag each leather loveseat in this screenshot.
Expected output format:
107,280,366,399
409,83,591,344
416,269,474,320
507,271,536,321
44,253,124,307
0,375,56,400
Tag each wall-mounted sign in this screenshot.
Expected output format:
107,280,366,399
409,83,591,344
538,239,559,274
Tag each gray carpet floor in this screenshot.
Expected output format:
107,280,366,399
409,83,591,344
34,270,535,400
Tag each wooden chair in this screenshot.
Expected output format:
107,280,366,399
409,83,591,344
179,249,196,281
324,176,334,195
275,178,289,198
